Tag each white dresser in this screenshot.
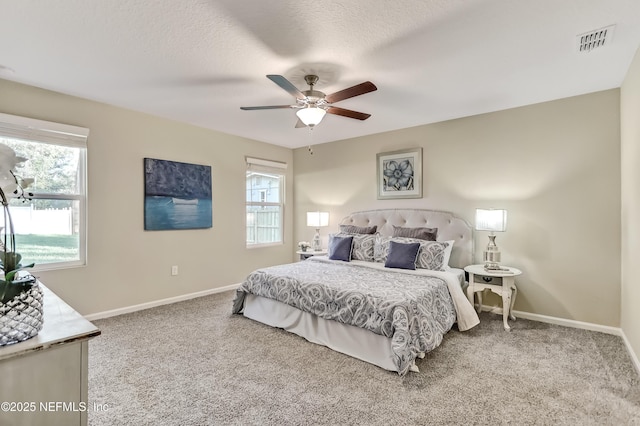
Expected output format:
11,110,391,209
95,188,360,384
0,284,100,426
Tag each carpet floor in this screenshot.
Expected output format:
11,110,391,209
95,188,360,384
88,290,640,425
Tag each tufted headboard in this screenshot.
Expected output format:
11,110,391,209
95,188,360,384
339,209,473,269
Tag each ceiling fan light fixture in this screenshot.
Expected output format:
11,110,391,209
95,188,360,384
296,107,326,127
241,74,377,128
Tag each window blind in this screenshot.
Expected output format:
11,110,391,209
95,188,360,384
246,156,287,174
0,112,89,148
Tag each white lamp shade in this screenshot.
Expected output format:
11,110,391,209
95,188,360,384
475,209,507,232
296,107,326,126
307,211,329,228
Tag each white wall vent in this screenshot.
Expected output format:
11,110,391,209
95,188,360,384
576,25,616,53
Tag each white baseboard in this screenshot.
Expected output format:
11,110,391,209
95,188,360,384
479,304,640,377
514,309,622,336
477,304,621,335
84,283,242,321
85,294,639,377
621,330,640,377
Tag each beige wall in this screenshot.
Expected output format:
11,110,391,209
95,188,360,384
0,79,294,315
0,77,625,330
294,90,621,326
621,46,640,364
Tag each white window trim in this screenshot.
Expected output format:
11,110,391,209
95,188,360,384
0,113,89,270
0,113,89,147
245,157,287,170
246,157,286,248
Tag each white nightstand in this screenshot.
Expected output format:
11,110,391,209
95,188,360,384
464,264,522,331
296,249,328,261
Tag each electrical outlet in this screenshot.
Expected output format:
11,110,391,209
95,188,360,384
171,265,178,276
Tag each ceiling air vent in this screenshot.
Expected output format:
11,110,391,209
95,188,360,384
576,25,615,53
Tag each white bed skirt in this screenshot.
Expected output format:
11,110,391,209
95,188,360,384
243,293,397,372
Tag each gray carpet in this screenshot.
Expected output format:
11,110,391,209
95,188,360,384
88,290,640,425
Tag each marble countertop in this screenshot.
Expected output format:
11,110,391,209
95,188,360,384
0,283,101,362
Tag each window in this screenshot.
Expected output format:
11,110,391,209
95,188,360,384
0,113,88,270
246,157,286,247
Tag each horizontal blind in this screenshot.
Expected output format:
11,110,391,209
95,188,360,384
246,156,287,174
0,112,89,148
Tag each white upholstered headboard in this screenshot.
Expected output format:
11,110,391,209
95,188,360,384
339,209,473,269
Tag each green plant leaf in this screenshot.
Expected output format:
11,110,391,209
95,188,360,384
0,251,21,274
4,263,35,282
0,277,36,305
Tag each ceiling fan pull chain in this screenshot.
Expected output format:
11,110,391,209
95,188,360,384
307,126,314,155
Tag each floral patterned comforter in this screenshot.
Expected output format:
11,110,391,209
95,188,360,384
232,257,460,375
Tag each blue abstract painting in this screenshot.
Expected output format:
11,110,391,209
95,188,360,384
144,158,212,230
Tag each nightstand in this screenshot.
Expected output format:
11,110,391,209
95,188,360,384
296,249,328,261
464,264,522,331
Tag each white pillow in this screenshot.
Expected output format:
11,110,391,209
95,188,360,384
442,240,455,268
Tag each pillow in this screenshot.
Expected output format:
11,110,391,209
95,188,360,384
442,240,455,268
328,235,353,261
374,235,418,263
339,224,377,235
385,241,420,270
374,235,449,271
374,234,394,263
392,225,438,241
415,240,450,271
335,233,375,261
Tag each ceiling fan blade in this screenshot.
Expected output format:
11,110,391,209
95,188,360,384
240,105,293,110
326,106,371,120
267,75,305,99
295,118,306,128
325,81,377,104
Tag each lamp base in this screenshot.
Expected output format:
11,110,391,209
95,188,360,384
312,228,322,251
483,234,502,270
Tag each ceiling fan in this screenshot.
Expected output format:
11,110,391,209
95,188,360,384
240,74,377,128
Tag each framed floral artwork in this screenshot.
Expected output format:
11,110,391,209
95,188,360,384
376,148,422,199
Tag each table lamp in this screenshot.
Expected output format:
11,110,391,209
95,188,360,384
307,211,329,251
475,209,507,270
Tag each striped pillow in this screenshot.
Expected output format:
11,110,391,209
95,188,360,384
339,224,378,235
392,225,438,241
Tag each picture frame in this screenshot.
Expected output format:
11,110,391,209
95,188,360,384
376,147,422,199
144,158,213,230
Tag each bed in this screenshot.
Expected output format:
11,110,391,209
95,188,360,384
232,209,480,375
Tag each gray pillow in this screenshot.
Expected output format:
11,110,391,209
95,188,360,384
392,225,438,241
328,235,353,262
334,233,375,261
385,241,420,270
339,224,378,235
374,235,449,271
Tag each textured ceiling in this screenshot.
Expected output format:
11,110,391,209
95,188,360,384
1,0,640,149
